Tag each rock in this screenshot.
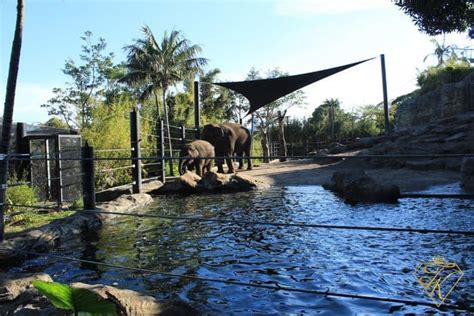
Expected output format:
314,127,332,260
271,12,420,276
395,71,474,129
71,283,199,315
156,171,267,194
312,149,341,165
461,158,474,191
0,273,199,315
445,158,462,171
405,159,445,170
327,142,348,154
198,171,228,191
323,170,400,203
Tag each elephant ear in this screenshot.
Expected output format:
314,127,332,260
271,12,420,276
189,146,199,157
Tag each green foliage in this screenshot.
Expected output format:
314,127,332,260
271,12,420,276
5,180,39,213
32,280,117,315
395,0,473,38
417,58,472,93
5,210,74,235
41,117,70,129
199,68,232,123
41,31,118,130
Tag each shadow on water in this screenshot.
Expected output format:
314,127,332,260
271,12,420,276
10,185,474,314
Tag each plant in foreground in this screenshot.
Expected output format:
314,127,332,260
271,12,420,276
32,280,117,316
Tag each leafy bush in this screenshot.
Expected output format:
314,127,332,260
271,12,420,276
5,180,39,213
417,58,472,93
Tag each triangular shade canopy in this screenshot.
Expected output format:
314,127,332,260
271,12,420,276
214,57,374,115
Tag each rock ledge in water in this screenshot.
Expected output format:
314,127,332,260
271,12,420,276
323,170,400,204
157,171,268,194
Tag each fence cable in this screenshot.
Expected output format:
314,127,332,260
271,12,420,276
0,246,470,311
4,153,474,162
4,205,473,236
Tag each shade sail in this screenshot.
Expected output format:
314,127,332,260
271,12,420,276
214,57,375,115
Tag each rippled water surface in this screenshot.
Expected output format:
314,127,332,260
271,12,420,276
12,186,474,314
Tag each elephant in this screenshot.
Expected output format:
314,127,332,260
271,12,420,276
201,122,252,174
178,140,215,177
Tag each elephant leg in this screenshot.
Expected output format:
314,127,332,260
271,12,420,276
226,157,234,173
216,158,225,173
194,159,202,177
246,147,253,170
237,152,244,169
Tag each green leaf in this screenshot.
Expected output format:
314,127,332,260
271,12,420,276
32,280,74,310
71,288,117,315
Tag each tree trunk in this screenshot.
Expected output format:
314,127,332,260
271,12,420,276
277,110,287,162
0,0,24,241
162,89,174,176
153,90,161,119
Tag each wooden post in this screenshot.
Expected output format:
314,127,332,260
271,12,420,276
130,109,142,193
15,122,29,180
157,119,166,183
81,142,96,209
194,81,200,139
380,54,390,134
55,135,63,206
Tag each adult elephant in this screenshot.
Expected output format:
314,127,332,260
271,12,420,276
201,122,252,174
178,140,215,177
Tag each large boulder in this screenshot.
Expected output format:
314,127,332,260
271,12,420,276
323,170,400,204
461,157,474,191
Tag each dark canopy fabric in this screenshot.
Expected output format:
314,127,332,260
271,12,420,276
214,57,374,115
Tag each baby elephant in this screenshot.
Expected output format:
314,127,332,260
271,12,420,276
178,140,215,176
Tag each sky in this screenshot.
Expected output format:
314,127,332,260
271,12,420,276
0,0,472,124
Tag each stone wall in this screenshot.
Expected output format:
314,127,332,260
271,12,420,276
395,71,474,130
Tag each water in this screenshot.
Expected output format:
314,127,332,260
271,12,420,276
11,186,474,314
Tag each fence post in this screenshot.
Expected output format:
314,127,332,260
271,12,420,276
130,109,142,193
194,81,200,139
380,54,391,134
55,135,63,206
82,142,96,209
157,119,166,183
180,123,186,147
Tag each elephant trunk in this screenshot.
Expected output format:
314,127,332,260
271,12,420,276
179,157,188,175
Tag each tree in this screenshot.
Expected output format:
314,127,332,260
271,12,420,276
199,68,232,123
1,0,24,241
42,117,69,129
251,68,306,162
395,0,473,38
424,36,458,66
41,31,115,129
122,26,207,175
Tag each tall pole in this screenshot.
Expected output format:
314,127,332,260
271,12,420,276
380,54,390,134
194,81,200,139
0,0,25,241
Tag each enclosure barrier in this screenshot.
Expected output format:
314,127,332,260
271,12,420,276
2,151,474,312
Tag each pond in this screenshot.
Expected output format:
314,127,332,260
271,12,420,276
11,185,473,314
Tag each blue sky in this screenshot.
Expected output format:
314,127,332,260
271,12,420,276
1,0,472,123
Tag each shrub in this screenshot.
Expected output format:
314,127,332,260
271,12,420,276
417,58,472,93
5,180,39,213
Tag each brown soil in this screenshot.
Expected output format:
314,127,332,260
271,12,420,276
236,158,460,192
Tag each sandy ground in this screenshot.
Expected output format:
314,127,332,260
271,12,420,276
235,158,460,192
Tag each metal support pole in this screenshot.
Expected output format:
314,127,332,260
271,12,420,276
380,54,390,134
81,142,96,209
15,122,27,179
157,119,166,183
180,123,186,147
194,81,200,139
130,109,142,193
45,139,51,200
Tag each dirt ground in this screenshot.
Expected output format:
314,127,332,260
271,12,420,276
236,158,460,192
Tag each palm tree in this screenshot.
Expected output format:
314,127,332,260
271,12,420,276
0,0,24,240
424,36,458,66
122,26,207,175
